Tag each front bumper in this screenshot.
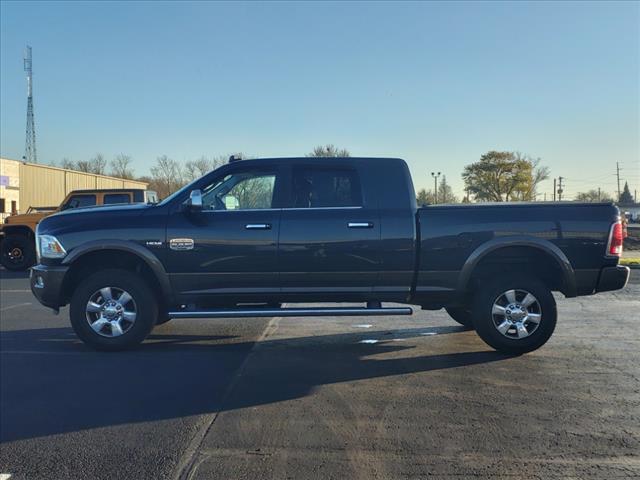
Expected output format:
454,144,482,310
30,263,69,309
595,265,630,293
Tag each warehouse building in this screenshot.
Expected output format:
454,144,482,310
0,157,147,220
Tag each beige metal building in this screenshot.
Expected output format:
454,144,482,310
0,157,147,219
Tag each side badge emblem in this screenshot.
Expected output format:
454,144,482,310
170,238,195,251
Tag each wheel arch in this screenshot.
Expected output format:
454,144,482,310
1,225,35,239
61,240,172,307
457,236,577,298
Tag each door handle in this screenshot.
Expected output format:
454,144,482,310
348,222,374,228
245,223,272,230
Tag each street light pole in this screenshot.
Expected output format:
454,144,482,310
431,171,441,204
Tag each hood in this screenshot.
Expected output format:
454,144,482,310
52,202,152,218
37,203,156,236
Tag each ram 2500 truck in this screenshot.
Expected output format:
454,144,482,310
30,157,629,354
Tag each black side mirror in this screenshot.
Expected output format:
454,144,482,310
184,189,203,212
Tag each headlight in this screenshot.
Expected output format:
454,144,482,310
38,234,67,259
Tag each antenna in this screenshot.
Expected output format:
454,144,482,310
24,45,37,163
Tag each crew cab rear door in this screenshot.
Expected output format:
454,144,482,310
278,163,380,296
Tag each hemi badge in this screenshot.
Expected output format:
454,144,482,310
145,241,163,247
170,238,195,251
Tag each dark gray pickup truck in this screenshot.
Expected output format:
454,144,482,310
30,157,629,353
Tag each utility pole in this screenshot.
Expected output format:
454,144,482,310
431,171,441,204
557,176,564,201
553,178,557,201
24,45,37,163
616,162,621,201
598,187,601,202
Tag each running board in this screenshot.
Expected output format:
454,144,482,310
167,306,413,319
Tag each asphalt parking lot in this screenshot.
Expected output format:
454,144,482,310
1,270,639,480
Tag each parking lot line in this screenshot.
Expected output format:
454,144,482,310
0,302,32,312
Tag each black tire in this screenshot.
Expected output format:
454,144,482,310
70,269,158,351
445,306,474,330
472,275,556,355
1,234,36,271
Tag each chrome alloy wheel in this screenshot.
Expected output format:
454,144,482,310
85,287,137,338
491,289,542,339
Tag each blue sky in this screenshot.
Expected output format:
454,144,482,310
1,1,638,198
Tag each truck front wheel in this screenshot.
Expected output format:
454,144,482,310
1,234,36,271
69,269,158,351
471,275,556,355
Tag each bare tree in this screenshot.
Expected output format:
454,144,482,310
575,189,614,202
110,154,135,179
88,153,107,175
60,158,76,170
76,160,92,173
184,155,222,182
307,145,350,157
150,155,185,198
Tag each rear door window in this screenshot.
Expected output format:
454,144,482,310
291,167,362,208
103,193,131,205
65,194,97,209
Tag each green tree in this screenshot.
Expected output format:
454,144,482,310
437,175,459,203
575,189,613,202
462,151,549,202
619,181,634,204
307,144,350,157
416,188,435,205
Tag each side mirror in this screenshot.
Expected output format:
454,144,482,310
186,189,203,212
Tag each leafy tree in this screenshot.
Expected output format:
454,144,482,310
416,188,435,205
110,154,134,179
307,144,350,157
575,189,614,202
619,181,634,204
150,155,185,198
462,151,549,201
437,175,459,204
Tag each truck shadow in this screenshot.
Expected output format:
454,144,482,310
0,325,509,442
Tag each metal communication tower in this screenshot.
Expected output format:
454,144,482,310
24,45,37,163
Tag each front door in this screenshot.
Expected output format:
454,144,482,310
166,166,282,305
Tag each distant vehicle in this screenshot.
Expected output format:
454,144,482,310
0,188,157,271
30,157,629,354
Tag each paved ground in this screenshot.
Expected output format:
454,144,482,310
1,270,639,479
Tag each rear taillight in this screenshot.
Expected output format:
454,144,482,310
606,221,624,257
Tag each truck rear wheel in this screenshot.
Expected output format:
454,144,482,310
471,275,556,355
69,269,157,351
1,234,36,271
445,306,474,329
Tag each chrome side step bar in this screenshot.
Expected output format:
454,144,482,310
168,306,413,319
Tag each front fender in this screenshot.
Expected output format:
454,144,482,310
62,239,173,300
456,235,577,297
